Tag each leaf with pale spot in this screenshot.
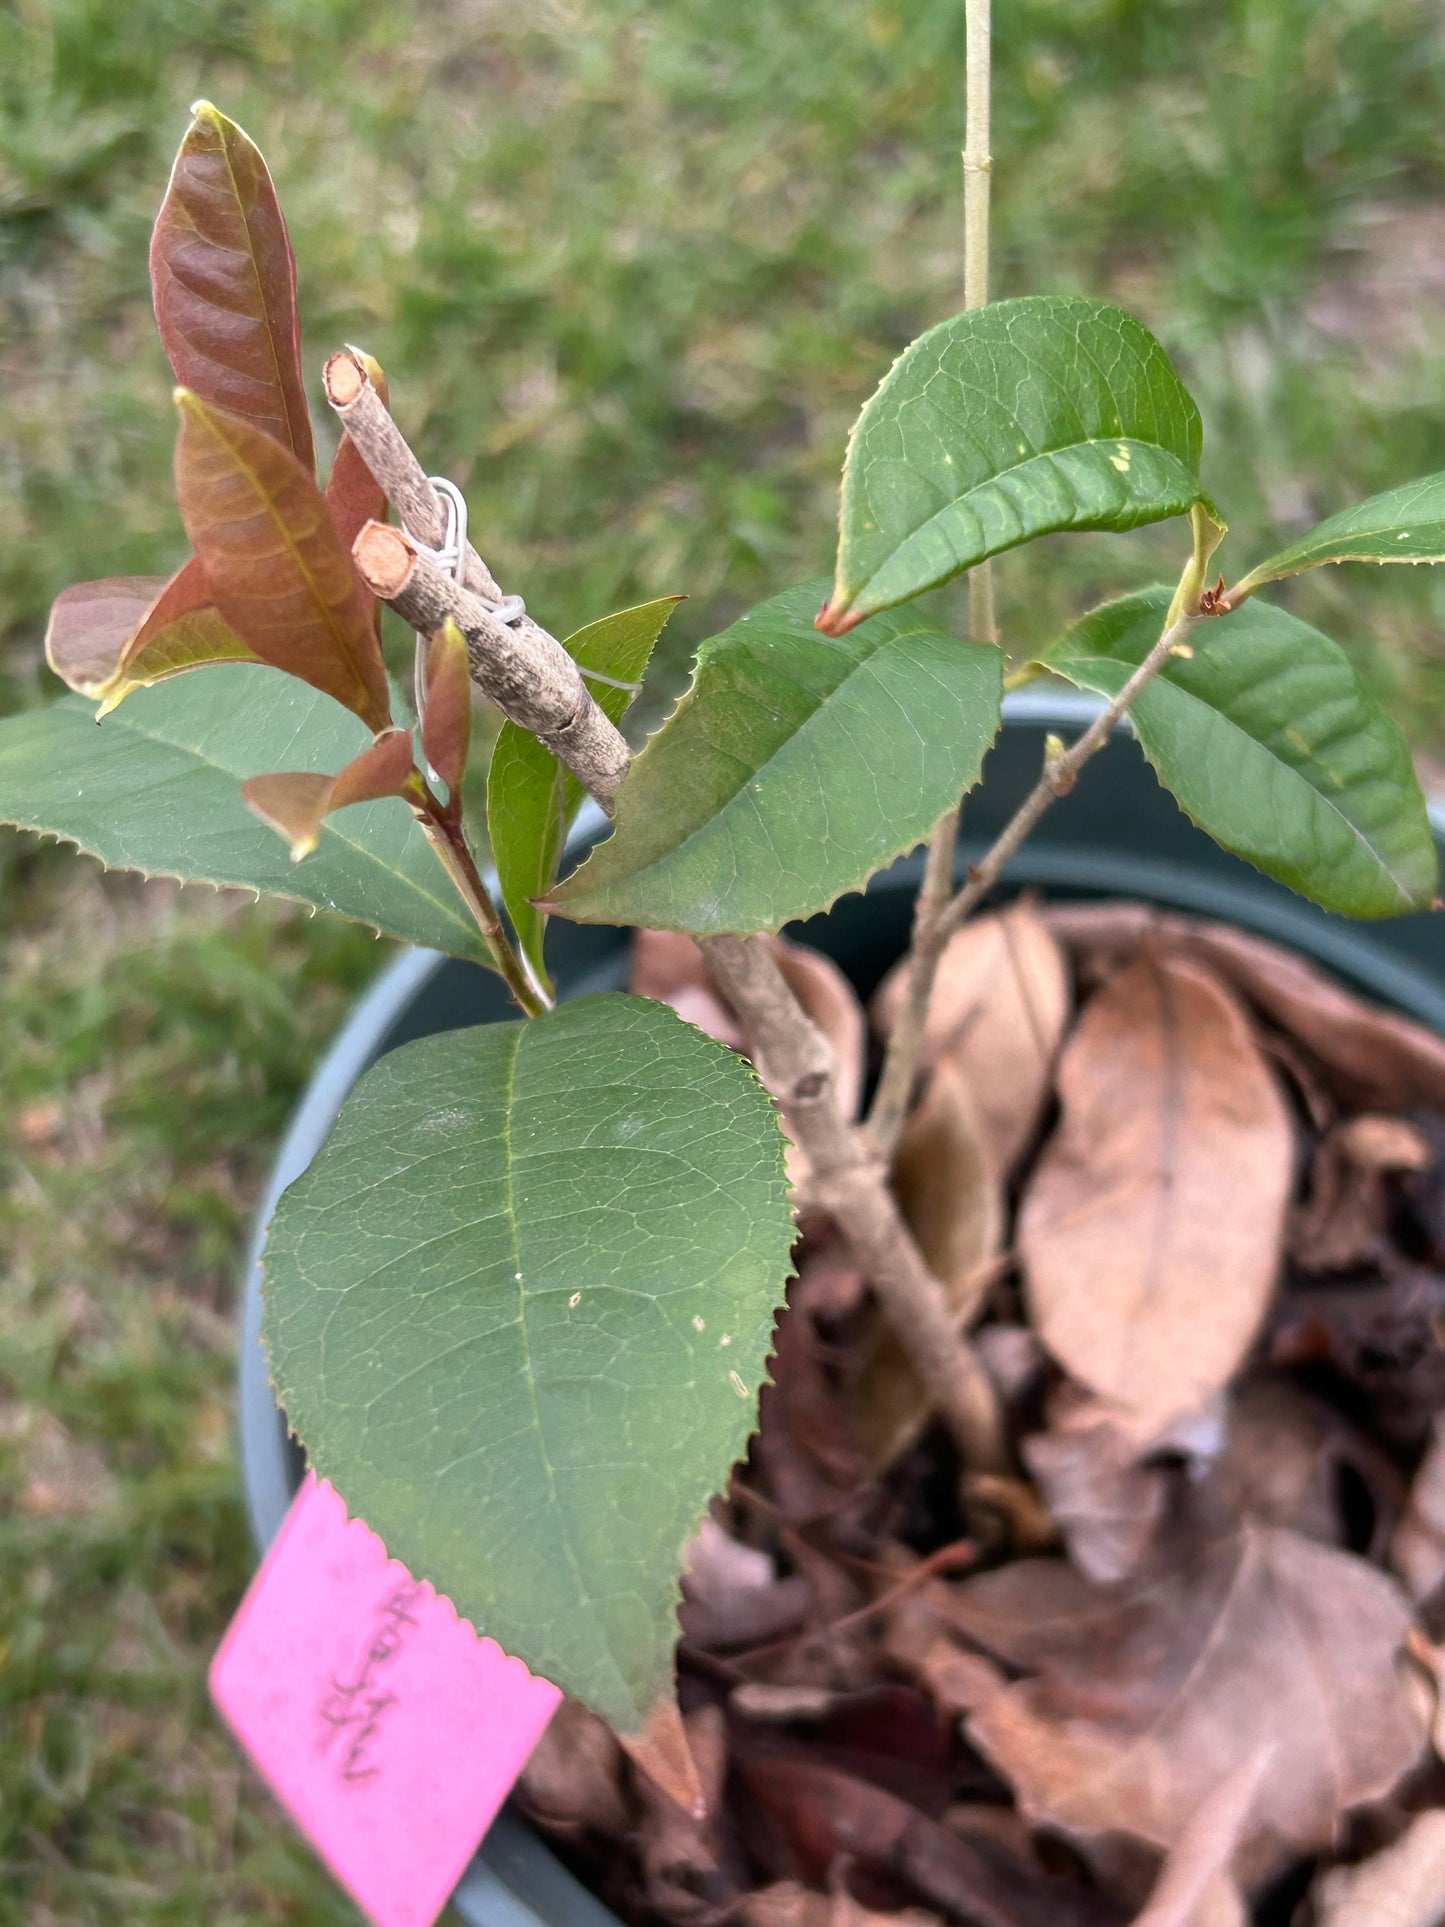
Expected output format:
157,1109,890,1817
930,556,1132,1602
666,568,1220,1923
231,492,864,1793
261,992,794,1728
1042,587,1437,918
821,295,1205,631
1234,472,1445,598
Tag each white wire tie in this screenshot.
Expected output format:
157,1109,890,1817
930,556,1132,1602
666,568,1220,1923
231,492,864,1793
405,476,526,769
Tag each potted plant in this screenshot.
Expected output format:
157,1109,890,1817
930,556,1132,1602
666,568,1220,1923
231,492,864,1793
5,9,1445,1921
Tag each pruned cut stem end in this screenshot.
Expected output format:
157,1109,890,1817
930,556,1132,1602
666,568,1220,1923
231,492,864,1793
323,347,366,408
352,520,417,597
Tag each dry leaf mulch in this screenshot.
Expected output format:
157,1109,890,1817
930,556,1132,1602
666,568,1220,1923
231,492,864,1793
516,901,1445,1927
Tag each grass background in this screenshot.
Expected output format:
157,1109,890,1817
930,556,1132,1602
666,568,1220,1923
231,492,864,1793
3,0,1445,1918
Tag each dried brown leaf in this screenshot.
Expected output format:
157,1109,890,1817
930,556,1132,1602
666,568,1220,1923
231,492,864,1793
1018,954,1293,1438
617,1690,708,1820
1215,1378,1401,1558
793,1247,869,1321
952,1517,1426,1884
742,1881,942,1927
679,1515,811,1650
880,1587,1009,1720
1128,1752,1271,1927
1267,1265,1445,1456
873,901,1071,1172
733,1683,851,1724
859,1058,1004,1470
735,1750,1115,1927
1291,1114,1430,1273
1392,1417,1445,1604
1045,902,1445,1114
1022,1389,1170,1583
1315,1810,1445,1927
1404,1629,1445,1762
515,1695,629,1839
754,1290,867,1529
1181,1882,1244,1927
634,1703,730,1922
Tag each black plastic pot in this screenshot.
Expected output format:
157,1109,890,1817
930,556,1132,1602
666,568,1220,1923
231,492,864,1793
237,691,1445,1927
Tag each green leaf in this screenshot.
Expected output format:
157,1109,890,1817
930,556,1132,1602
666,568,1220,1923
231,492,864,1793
820,295,1205,632
150,102,315,470
1233,472,1445,597
1042,587,1438,918
489,598,682,983
0,666,491,959
262,992,794,1729
550,580,1003,935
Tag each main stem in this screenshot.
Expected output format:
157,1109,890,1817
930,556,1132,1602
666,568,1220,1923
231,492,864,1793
702,935,1006,1465
326,365,1010,1471
870,0,996,1159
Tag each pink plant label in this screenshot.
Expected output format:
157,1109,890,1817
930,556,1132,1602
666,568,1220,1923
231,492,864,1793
210,1471,562,1927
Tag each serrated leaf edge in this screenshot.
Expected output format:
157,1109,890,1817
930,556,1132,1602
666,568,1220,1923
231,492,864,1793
552,626,1004,935
1046,589,1438,916
258,998,798,1724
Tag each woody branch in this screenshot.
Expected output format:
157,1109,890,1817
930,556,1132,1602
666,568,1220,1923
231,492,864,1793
326,356,1009,1473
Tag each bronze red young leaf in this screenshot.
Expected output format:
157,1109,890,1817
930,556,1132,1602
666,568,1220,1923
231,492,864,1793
242,727,415,861
150,103,314,469
45,559,259,711
174,391,392,730
45,575,174,694
420,621,473,797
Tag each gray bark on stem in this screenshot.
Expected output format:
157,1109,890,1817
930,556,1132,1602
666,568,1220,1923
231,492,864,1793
325,349,590,694
704,933,1008,1470
328,350,1008,1470
351,522,632,813
868,603,1204,1157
